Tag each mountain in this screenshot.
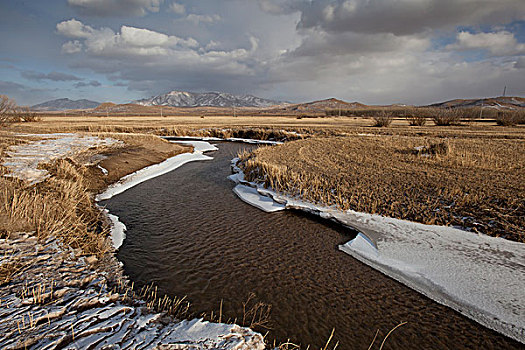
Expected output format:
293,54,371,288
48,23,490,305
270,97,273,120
429,96,525,109
32,98,100,111
134,90,283,107
264,98,370,115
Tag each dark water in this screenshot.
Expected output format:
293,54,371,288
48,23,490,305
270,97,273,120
102,142,522,350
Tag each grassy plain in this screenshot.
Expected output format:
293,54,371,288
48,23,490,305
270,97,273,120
2,113,524,245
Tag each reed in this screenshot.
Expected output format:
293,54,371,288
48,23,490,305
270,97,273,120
237,135,524,242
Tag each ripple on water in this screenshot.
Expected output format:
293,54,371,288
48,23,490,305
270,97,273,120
103,142,523,350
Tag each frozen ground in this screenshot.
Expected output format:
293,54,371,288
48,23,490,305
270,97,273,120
230,159,525,344
2,133,120,184
0,234,265,350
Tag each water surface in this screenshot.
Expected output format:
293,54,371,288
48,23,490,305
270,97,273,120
103,142,522,349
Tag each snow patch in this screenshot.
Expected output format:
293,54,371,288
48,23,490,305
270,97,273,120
170,140,219,152
97,164,108,175
233,184,286,212
100,208,127,249
2,133,120,185
229,160,525,344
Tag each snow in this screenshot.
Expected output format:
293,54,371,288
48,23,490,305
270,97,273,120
100,208,127,249
233,184,286,212
230,161,525,343
170,140,219,152
2,133,120,185
164,136,283,145
96,140,216,201
97,164,108,175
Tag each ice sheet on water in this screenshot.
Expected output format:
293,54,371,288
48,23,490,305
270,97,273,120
229,161,525,343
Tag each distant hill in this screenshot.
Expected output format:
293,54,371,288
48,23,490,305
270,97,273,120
429,96,525,109
264,98,370,115
134,90,284,108
31,98,100,111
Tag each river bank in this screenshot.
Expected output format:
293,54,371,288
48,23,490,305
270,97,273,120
230,141,525,344
0,132,265,349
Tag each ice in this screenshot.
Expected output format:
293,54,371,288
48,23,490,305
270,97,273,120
3,133,120,185
170,140,219,152
97,164,109,175
233,184,286,212
96,140,216,201
100,208,127,249
229,160,525,343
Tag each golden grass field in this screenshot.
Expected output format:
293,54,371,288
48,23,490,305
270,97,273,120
239,134,525,242
1,113,524,246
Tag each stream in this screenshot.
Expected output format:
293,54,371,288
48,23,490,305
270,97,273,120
100,142,522,349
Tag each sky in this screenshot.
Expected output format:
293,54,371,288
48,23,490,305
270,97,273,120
0,0,524,106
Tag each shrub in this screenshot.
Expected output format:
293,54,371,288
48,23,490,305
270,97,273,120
0,95,39,124
372,111,393,127
406,112,426,126
495,110,525,126
431,108,462,126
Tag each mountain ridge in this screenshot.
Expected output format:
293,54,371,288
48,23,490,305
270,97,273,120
134,90,284,107
31,98,100,111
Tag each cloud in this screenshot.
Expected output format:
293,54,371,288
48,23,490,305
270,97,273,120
62,40,83,54
168,1,185,14
57,19,199,57
56,19,262,95
515,56,525,69
21,70,83,82
295,0,525,36
184,14,222,25
56,19,94,39
446,31,525,56
74,80,101,88
67,0,163,17
0,80,54,105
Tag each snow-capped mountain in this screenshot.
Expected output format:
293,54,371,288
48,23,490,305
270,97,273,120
31,98,100,111
134,91,283,107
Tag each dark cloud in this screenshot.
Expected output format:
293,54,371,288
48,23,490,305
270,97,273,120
21,70,83,82
0,80,54,105
296,0,525,36
67,0,163,17
74,80,102,88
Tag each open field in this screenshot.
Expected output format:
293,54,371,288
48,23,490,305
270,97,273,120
238,134,525,242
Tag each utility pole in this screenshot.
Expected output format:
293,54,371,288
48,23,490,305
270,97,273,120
479,100,484,119
233,105,236,117
503,86,507,97
106,107,109,118
160,107,163,118
338,104,342,117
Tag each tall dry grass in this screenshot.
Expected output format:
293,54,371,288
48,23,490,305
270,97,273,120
238,136,525,242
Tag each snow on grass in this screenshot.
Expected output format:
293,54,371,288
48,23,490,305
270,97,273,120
230,160,525,344
2,133,120,185
96,140,216,201
163,136,282,145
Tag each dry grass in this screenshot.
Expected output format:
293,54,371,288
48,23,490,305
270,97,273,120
238,135,525,242
0,132,188,256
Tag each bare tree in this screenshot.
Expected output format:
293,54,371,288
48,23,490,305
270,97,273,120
0,95,38,124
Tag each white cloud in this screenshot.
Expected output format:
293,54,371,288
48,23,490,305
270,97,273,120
447,31,525,56
168,1,185,14
184,14,221,25
56,19,94,39
62,40,83,54
67,0,163,17
515,56,525,69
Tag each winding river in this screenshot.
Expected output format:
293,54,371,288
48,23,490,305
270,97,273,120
101,142,522,349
